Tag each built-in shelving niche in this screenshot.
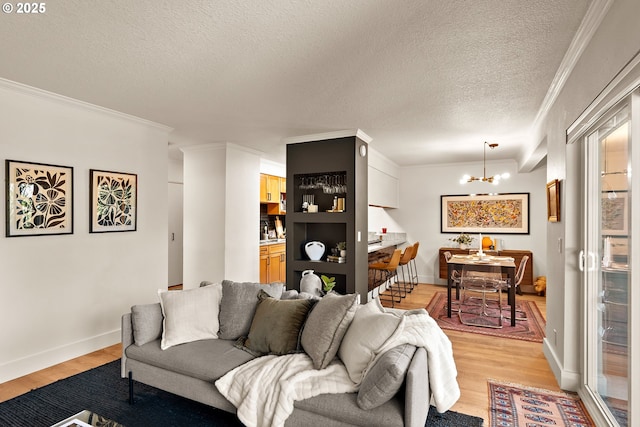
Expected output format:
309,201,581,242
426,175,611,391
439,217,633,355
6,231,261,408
285,133,369,300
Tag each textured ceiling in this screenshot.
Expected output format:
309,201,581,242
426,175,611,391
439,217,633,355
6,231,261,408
0,0,591,166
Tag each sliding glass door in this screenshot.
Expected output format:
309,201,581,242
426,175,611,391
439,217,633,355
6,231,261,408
580,91,636,426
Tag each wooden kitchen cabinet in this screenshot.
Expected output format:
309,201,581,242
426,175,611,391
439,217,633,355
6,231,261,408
260,174,286,214
259,242,286,283
260,174,281,203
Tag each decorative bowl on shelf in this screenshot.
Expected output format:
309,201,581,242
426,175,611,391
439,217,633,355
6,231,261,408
304,241,325,261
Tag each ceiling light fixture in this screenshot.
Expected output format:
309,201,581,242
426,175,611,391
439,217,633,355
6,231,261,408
460,141,510,185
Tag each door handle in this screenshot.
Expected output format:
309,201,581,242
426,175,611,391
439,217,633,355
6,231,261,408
579,250,597,272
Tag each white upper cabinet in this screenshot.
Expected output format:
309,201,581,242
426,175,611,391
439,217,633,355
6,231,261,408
367,148,399,208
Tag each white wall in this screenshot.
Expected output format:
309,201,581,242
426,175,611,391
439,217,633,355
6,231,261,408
533,0,640,394
388,159,547,284
182,143,260,288
0,80,170,383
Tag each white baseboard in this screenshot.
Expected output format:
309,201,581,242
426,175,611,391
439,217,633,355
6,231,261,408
0,329,120,384
543,337,580,391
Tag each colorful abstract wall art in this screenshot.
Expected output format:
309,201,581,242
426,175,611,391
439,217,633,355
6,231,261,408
441,193,529,234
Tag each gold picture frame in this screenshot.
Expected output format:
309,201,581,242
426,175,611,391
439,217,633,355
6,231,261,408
546,179,560,222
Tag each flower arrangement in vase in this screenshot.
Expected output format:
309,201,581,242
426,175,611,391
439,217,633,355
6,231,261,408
449,233,474,249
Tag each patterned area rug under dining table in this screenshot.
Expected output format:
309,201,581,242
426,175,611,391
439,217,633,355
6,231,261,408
425,291,546,342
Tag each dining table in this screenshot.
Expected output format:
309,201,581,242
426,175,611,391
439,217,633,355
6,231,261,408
446,253,518,327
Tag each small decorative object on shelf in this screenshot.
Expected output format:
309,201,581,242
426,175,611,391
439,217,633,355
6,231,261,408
449,233,474,249
300,270,322,296
304,241,325,261
321,274,336,294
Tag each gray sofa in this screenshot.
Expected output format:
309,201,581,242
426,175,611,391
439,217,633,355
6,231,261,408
120,282,431,427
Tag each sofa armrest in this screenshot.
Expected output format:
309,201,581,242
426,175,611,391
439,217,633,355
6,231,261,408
404,347,429,427
121,313,133,378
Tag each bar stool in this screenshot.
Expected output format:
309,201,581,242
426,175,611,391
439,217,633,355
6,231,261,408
409,242,420,287
369,248,402,307
397,244,415,296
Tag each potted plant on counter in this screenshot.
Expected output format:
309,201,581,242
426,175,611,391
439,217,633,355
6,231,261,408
449,233,473,249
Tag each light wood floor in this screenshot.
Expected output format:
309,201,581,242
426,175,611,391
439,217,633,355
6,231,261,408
0,283,557,424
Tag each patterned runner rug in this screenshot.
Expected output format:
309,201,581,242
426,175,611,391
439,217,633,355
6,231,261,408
488,380,595,426
425,291,545,342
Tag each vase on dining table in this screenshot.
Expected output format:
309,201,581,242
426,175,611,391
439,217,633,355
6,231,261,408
459,243,468,250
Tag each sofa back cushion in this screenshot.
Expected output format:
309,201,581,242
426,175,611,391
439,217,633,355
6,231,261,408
158,283,223,350
241,290,314,355
301,292,359,369
131,302,163,346
218,280,285,340
338,298,402,384
357,343,417,409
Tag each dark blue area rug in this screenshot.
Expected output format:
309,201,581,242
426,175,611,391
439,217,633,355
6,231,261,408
0,361,482,426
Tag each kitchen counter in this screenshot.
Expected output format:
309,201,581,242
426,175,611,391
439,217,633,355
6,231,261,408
367,237,406,253
260,238,286,246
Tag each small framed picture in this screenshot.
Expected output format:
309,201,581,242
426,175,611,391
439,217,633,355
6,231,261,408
546,179,560,222
602,191,627,236
90,169,137,233
5,159,74,237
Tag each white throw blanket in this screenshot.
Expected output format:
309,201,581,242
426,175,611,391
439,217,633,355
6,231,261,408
216,309,459,427
215,353,357,427
374,309,460,412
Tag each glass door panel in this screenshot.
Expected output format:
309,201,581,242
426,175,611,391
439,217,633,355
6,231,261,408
583,102,630,426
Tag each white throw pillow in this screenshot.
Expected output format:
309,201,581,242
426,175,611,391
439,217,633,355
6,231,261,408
158,283,222,350
338,298,402,384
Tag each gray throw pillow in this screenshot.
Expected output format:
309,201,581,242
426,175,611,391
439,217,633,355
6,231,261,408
301,292,359,369
218,280,285,340
131,303,163,346
357,344,417,410
243,290,313,355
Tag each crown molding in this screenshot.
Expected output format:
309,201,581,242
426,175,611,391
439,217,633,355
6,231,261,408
531,0,614,133
180,142,263,156
283,129,372,144
0,77,173,133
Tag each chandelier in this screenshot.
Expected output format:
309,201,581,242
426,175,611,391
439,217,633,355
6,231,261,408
460,141,510,185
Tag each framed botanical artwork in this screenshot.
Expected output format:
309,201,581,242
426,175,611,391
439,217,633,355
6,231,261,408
441,193,529,234
602,191,628,236
546,179,560,222
90,169,137,233
5,159,74,237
